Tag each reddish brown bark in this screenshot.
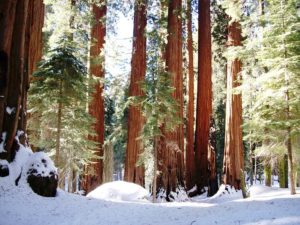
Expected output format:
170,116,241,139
83,2,106,194
194,0,212,193
157,0,184,198
27,0,44,78
185,0,195,191
124,0,147,186
21,0,45,140
0,0,44,161
2,0,29,161
222,21,244,190
0,1,17,136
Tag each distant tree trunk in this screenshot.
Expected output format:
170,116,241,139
194,0,212,194
208,119,218,196
103,141,114,183
56,79,64,189
264,161,271,187
278,154,288,188
82,1,106,194
124,0,147,187
157,0,184,200
222,21,244,190
185,0,195,191
55,80,63,166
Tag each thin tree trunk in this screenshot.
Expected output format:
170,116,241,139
185,0,195,191
83,1,106,194
55,79,63,167
194,0,212,194
282,0,296,194
153,137,158,203
222,21,244,190
124,0,147,187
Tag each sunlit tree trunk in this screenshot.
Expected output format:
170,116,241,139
185,0,195,191
83,1,106,194
222,21,244,190
194,0,212,194
157,0,184,199
124,0,147,187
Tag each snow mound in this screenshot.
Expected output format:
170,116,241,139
208,184,243,203
86,181,150,202
24,152,57,178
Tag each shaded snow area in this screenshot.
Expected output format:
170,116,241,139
1,179,300,225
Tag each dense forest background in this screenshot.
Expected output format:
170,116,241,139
0,0,299,200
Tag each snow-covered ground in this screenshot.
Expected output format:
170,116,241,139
1,177,300,225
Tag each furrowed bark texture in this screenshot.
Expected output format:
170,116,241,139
0,0,44,160
157,0,184,199
83,2,106,194
124,0,147,186
185,0,195,191
222,21,244,190
194,0,212,194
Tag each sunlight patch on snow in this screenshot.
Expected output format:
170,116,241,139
208,184,244,203
87,181,150,202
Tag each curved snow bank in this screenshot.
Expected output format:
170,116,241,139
86,181,150,202
208,185,243,203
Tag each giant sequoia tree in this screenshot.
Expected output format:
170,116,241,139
0,0,44,161
124,0,147,186
222,18,244,189
185,0,195,191
157,0,185,199
83,0,107,194
0,0,58,197
194,0,213,195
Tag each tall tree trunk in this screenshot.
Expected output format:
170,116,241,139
0,1,17,138
1,0,29,162
0,1,57,196
194,0,212,194
83,1,106,194
124,0,147,187
157,0,184,200
55,80,63,167
282,0,296,193
222,21,244,190
56,79,64,189
185,0,195,191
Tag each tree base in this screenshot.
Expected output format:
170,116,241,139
25,152,58,197
27,173,58,197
